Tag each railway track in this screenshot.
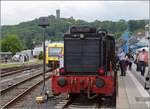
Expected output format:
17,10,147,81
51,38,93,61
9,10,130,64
1,64,41,77
54,95,115,109
0,69,53,109
1,64,41,72
54,95,97,109
1,66,24,73
0,68,42,90
8,79,67,109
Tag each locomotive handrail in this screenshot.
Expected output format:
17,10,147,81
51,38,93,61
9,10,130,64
96,29,108,36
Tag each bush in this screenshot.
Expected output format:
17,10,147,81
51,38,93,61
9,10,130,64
38,51,43,60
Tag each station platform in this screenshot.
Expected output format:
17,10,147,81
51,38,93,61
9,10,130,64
117,70,150,109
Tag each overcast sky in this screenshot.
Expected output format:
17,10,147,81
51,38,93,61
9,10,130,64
1,1,149,25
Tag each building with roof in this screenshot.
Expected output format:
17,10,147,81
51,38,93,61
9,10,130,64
0,52,12,62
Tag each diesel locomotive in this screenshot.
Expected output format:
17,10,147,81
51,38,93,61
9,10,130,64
51,26,117,99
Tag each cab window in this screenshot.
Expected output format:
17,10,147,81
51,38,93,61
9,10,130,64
48,47,62,56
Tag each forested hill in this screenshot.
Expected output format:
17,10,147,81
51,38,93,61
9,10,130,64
1,15,148,49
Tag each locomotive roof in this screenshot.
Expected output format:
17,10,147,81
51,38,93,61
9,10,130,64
47,42,64,48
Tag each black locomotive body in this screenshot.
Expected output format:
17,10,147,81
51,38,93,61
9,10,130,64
52,26,117,99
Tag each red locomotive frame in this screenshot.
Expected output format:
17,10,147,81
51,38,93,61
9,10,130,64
52,76,114,95
52,68,117,97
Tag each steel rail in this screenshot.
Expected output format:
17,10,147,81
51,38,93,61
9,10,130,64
1,75,51,109
0,72,43,94
0,68,56,109
0,67,54,94
1,64,41,73
1,64,41,77
60,97,101,109
62,97,75,109
1,67,31,77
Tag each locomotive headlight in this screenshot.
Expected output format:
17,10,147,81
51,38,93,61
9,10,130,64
95,78,105,88
57,77,67,87
80,34,84,39
73,34,78,38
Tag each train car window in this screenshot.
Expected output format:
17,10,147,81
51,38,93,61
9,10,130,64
48,48,62,56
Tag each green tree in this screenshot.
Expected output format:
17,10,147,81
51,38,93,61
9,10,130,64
128,20,146,32
1,17,148,48
1,35,23,55
114,32,122,39
38,51,43,60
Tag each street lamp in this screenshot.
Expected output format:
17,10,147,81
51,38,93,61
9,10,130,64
37,17,49,100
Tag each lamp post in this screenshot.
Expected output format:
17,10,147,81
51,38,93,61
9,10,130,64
38,17,49,91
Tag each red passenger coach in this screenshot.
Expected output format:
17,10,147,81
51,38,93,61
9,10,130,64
51,26,117,99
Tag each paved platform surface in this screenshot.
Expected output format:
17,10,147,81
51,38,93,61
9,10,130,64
117,69,150,109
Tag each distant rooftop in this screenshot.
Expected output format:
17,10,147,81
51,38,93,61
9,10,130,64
0,52,12,55
145,24,150,28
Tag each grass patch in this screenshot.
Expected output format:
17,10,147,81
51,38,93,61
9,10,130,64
0,59,42,69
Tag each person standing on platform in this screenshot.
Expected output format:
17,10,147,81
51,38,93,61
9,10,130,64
4,55,8,62
135,51,141,71
58,52,64,69
19,54,25,65
117,50,126,76
137,49,148,76
125,52,133,70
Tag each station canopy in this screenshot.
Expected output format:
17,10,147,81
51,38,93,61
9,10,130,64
136,47,149,52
